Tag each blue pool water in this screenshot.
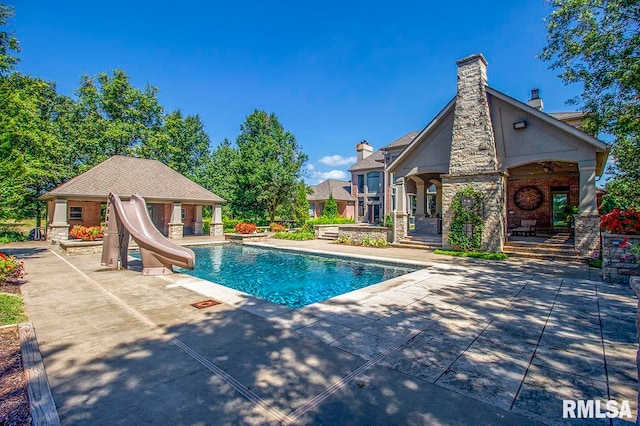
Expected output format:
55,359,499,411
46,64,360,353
174,245,417,308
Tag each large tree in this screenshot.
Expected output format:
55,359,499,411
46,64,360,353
197,138,238,218
73,69,165,166
234,110,308,222
0,3,19,75
540,0,640,211
0,74,79,221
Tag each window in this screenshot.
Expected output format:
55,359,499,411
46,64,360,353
367,171,380,193
69,206,83,220
358,200,364,217
309,202,315,217
318,202,324,215
181,208,186,221
426,183,437,217
357,175,364,193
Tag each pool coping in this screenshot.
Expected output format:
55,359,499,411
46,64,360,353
156,242,434,319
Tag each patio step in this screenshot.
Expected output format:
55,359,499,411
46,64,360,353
503,241,583,262
392,238,442,250
318,231,339,241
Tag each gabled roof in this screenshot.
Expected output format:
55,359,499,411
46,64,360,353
41,155,225,203
381,131,419,150
307,179,355,202
348,150,385,172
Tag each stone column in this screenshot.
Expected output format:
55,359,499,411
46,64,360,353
168,202,184,239
394,178,408,241
194,205,203,236
47,198,70,241
574,160,600,257
210,204,224,237
414,179,426,233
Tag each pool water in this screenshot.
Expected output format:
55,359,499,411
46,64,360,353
175,245,417,308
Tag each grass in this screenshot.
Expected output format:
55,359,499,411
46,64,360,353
434,249,508,260
272,230,315,241
0,294,28,326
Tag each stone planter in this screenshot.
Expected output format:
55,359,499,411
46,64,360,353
59,239,104,255
224,233,269,244
602,233,640,283
337,225,392,243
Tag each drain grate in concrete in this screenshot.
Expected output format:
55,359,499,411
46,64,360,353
190,299,222,309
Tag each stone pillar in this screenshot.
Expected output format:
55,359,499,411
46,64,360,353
394,178,408,241
574,160,600,256
210,204,224,237
629,276,640,422
47,198,70,241
168,202,184,239
194,205,203,236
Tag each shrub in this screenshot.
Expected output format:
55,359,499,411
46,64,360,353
203,218,211,235
69,225,105,241
0,230,27,244
223,219,243,232
600,209,640,234
384,214,393,228
307,216,355,226
434,249,508,260
0,252,27,283
270,223,286,233
323,194,339,219
272,230,315,240
447,187,485,251
362,237,388,247
234,222,257,234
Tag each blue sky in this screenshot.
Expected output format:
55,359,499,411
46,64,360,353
10,1,583,184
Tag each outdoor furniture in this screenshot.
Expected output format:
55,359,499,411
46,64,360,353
511,219,537,236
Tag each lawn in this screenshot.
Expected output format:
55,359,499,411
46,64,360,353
0,294,28,326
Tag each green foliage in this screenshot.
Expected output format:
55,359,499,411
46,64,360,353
447,186,485,251
323,194,338,219
434,249,508,260
0,3,20,75
0,230,26,244
335,234,388,247
233,110,308,222
540,0,640,210
272,230,315,240
306,216,355,226
202,218,211,235
223,218,242,232
0,294,27,326
587,258,603,268
198,139,238,218
384,214,393,228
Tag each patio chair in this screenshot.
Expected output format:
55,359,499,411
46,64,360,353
511,219,537,237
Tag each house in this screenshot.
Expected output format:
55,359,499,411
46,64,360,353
41,155,226,241
307,179,356,219
350,54,608,256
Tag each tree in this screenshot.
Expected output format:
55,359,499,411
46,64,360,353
0,74,79,221
323,194,338,218
197,138,238,218
234,110,308,222
540,0,640,211
275,180,312,226
138,109,210,178
0,3,20,75
73,69,165,166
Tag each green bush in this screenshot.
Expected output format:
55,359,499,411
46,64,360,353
587,258,603,268
0,230,27,244
434,249,508,260
223,218,242,233
448,186,485,251
307,216,355,226
336,235,388,247
272,230,315,240
202,218,211,235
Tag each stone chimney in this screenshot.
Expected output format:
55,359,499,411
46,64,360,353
449,53,498,175
356,140,373,162
527,88,543,111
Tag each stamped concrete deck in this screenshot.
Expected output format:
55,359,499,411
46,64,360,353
8,238,638,425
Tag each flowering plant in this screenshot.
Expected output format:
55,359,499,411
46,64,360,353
270,223,285,233
234,223,257,234
600,209,640,235
0,252,27,283
69,225,105,241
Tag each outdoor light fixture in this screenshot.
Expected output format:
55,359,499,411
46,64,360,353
513,120,527,130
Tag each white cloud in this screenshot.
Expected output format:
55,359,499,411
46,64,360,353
306,163,315,171
312,170,349,180
318,155,357,166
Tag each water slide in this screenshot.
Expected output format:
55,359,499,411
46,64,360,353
101,193,195,275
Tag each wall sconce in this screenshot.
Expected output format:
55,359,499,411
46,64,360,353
513,120,527,130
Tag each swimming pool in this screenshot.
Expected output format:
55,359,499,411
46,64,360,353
174,245,417,308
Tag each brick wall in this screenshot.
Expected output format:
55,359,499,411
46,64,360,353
506,174,579,231
68,201,103,227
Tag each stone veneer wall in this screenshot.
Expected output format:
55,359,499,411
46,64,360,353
394,213,408,242
602,233,640,283
168,223,184,239
337,225,392,243
441,172,506,253
629,275,640,419
574,214,601,257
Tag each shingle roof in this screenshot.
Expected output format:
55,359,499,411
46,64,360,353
41,155,225,203
348,150,385,172
307,179,355,202
381,131,419,150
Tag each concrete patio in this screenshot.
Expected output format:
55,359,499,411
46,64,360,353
9,239,638,425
